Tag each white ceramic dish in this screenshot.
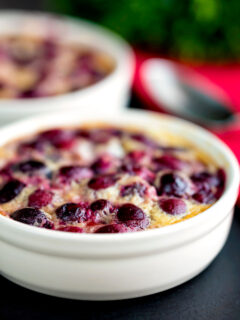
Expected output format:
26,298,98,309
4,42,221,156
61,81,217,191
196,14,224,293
0,11,134,126
0,109,239,300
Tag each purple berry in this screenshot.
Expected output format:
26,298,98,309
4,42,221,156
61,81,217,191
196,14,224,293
117,203,149,231
88,174,118,190
58,165,93,183
217,168,226,185
16,160,46,173
120,183,146,197
90,199,110,211
191,171,218,188
95,224,128,233
43,39,57,59
78,128,119,144
159,198,187,215
215,168,226,199
0,164,13,179
28,189,53,208
19,89,38,99
91,156,113,174
158,173,187,197
130,133,158,148
118,203,145,221
10,49,37,66
57,226,83,233
159,146,187,152
126,150,146,162
0,179,25,204
11,207,52,228
192,188,215,204
191,169,226,203
121,163,155,184
56,202,91,222
76,129,91,139
19,139,45,152
38,129,75,149
44,220,55,229
153,155,186,171
117,203,149,229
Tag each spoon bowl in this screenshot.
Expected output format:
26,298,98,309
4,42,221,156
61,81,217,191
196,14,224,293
141,58,235,127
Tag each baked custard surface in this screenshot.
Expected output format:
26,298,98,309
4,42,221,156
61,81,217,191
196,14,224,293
0,125,225,233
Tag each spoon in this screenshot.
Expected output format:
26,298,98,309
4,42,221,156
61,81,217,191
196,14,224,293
141,58,235,127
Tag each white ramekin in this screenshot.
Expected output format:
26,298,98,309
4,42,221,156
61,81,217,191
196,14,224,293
0,10,134,126
0,109,239,300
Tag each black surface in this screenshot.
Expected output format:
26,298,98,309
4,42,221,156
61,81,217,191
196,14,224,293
1,209,240,320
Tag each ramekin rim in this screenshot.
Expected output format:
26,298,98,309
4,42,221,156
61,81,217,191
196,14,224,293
0,109,239,243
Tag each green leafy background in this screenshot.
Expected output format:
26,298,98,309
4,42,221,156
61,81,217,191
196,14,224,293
47,0,240,62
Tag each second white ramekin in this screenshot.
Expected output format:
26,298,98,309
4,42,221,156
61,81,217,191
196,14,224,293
0,11,135,126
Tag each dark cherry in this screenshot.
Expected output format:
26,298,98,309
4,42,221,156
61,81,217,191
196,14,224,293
117,203,145,221
95,224,128,233
0,164,13,178
10,49,37,66
91,156,113,174
215,169,226,199
159,146,187,152
11,207,52,228
158,173,187,197
28,189,53,208
192,188,215,204
58,165,93,182
76,129,91,139
77,129,108,143
16,160,46,173
43,39,57,59
78,128,123,144
57,226,83,233
0,179,25,204
38,129,75,149
117,203,149,229
121,163,139,175
159,198,187,215
191,171,219,188
19,139,45,152
153,154,186,171
121,163,155,184
217,168,226,185
191,169,226,203
88,174,118,190
120,183,146,197
127,150,146,162
90,199,110,211
56,202,91,222
130,133,158,148
43,220,55,229
19,89,38,99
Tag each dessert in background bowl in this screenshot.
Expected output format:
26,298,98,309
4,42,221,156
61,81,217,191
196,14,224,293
0,11,134,125
0,35,114,98
0,109,238,300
